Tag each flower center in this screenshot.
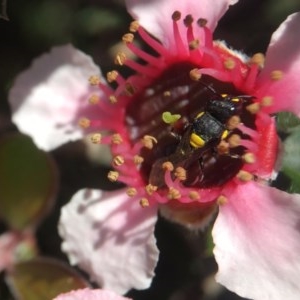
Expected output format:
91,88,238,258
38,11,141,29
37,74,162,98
125,62,255,189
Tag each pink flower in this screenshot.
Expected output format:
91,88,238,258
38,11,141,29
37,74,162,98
8,0,300,299
53,288,131,300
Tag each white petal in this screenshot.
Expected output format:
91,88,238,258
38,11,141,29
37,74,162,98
125,0,238,46
59,189,159,294
9,45,101,150
53,288,131,300
213,181,300,300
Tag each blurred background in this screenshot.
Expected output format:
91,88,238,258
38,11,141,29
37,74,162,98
1,0,300,299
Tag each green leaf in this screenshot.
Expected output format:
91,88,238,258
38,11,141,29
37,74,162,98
276,112,300,133
0,134,59,230
6,257,90,300
282,129,300,193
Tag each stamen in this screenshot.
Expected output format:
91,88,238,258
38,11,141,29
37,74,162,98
90,133,102,144
115,52,127,66
126,187,137,197
197,18,208,27
224,58,236,70
107,70,119,83
141,135,158,149
217,195,228,205
168,187,181,199
113,155,125,166
189,191,200,200
88,75,101,86
246,103,260,114
162,161,174,171
140,198,150,208
226,115,241,130
129,21,139,32
79,118,91,128
172,11,187,55
88,94,100,104
189,68,202,81
162,111,181,124
236,170,253,182
250,53,265,68
189,39,200,50
174,167,187,181
109,95,118,104
228,134,241,148
242,152,256,164
107,171,119,182
217,140,230,155
271,70,283,81
112,134,123,144
183,14,194,27
261,96,273,106
145,184,158,195
122,33,134,44
133,155,144,164
237,124,259,139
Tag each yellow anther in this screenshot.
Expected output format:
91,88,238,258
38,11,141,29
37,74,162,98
90,133,102,144
129,21,139,32
250,53,265,68
217,140,230,155
237,170,253,182
109,95,118,104
224,58,236,70
162,111,181,124
183,14,194,27
174,167,187,181
88,94,100,105
162,161,174,171
124,82,136,96
112,134,123,144
261,96,273,106
228,134,241,148
113,155,125,166
197,18,207,27
221,93,228,98
189,68,202,81
190,132,205,148
122,33,134,44
106,70,119,83
133,155,144,165
172,11,181,21
145,184,158,195
189,39,200,50
189,191,200,200
115,52,127,66
217,195,228,205
246,103,260,114
126,187,137,197
243,152,256,164
163,90,171,97
271,70,283,81
227,115,241,130
88,75,100,86
168,187,181,200
141,135,158,149
140,198,150,208
107,171,119,182
79,117,91,128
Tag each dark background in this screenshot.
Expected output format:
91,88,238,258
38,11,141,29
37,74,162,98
1,0,300,299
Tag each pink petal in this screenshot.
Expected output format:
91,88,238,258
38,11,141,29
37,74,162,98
125,0,238,47
53,288,131,300
59,189,159,294
213,181,300,300
9,45,101,150
257,12,300,116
